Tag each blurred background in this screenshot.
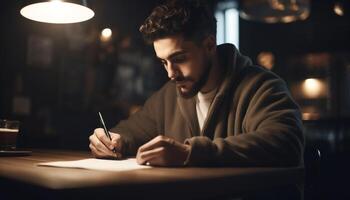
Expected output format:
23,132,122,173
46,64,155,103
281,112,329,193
0,0,349,199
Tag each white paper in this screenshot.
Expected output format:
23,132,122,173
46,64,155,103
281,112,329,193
38,158,151,171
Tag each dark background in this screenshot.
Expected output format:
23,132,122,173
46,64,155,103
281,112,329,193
1,0,350,199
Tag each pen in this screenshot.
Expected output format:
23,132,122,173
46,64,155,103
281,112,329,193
98,112,117,154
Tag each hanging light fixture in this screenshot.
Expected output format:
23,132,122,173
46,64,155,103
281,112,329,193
100,28,112,42
334,2,345,16
20,0,94,24
240,0,310,23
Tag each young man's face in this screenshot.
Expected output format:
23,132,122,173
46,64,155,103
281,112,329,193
154,35,213,98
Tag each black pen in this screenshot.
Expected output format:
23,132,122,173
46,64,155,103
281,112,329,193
98,112,117,154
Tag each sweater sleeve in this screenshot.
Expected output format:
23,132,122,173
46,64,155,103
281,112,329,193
184,72,305,167
110,92,161,156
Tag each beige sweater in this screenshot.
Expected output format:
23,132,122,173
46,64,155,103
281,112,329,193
111,44,304,167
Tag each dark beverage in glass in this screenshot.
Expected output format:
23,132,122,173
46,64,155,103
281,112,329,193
0,120,19,150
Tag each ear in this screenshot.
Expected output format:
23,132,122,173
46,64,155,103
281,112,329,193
203,35,216,55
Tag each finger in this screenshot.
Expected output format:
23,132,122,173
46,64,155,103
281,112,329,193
145,155,166,167
90,143,120,159
110,133,123,152
89,143,105,158
90,133,123,159
94,128,115,150
89,134,116,157
139,135,174,153
137,146,165,165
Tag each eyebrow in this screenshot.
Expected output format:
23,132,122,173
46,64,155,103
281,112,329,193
157,50,187,61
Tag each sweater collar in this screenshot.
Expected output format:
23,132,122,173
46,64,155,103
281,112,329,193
176,43,253,136
215,43,253,99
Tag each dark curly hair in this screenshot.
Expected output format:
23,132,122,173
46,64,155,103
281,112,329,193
139,0,216,44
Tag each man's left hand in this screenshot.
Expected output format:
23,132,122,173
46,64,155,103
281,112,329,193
136,135,191,166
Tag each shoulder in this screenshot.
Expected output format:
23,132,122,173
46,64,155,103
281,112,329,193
237,65,287,92
231,65,292,107
240,65,283,82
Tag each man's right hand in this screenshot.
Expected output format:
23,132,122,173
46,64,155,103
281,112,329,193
89,128,123,159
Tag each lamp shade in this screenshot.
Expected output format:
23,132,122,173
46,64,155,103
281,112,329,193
20,0,94,24
240,0,310,23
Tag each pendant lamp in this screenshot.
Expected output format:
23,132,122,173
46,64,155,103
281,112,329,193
240,0,310,23
20,0,94,24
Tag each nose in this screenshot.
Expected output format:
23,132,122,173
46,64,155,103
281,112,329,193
167,63,178,80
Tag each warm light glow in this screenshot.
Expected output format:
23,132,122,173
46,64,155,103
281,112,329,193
270,0,286,11
257,52,275,70
302,112,320,120
240,0,310,23
281,15,297,23
100,28,112,42
302,78,325,99
20,1,94,24
299,11,310,20
101,28,112,38
334,3,344,16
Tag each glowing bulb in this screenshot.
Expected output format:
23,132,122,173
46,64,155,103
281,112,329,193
302,78,325,99
20,1,94,24
102,28,112,38
100,28,112,42
334,3,344,16
257,52,275,70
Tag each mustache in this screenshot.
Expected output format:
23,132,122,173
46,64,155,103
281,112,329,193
171,76,187,83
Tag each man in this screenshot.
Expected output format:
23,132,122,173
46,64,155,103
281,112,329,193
89,0,304,167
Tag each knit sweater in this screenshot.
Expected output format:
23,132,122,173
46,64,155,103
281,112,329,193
111,44,304,167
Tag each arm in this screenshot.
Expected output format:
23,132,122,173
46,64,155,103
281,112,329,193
110,91,162,156
185,74,304,167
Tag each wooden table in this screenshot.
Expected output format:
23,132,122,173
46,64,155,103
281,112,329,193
0,149,304,199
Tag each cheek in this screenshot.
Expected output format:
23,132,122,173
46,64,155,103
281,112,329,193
190,58,206,80
181,57,204,80
178,64,192,78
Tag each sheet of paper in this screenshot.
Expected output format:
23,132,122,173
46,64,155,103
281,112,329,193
38,158,151,171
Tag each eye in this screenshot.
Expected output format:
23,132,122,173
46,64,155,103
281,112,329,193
172,55,186,63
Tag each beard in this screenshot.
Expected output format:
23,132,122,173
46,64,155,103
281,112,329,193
173,59,212,99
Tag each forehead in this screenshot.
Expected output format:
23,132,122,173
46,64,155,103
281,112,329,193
153,35,195,59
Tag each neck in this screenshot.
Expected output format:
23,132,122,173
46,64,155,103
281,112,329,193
200,54,222,93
